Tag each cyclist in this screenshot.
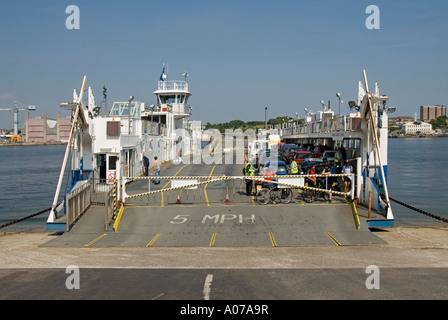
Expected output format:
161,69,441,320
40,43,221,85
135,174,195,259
321,158,335,203
263,163,277,199
305,163,316,202
301,157,313,175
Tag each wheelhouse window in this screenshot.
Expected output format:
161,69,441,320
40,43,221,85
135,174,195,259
160,95,176,104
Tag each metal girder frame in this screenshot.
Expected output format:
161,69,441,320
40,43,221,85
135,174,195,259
121,174,353,201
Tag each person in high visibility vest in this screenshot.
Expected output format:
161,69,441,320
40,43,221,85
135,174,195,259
289,156,299,175
334,148,342,173
244,162,255,196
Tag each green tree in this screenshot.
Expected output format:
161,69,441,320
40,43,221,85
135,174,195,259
430,115,447,129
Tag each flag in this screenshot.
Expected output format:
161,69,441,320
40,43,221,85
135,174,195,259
160,65,167,81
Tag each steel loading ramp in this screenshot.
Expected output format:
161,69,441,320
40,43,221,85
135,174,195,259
42,202,386,248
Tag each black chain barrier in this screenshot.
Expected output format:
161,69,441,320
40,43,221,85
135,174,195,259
0,203,62,230
389,197,448,224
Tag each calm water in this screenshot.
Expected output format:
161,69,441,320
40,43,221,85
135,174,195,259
0,145,70,231
0,139,447,231
387,137,448,226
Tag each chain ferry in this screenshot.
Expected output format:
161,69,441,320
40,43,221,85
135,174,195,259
46,69,394,232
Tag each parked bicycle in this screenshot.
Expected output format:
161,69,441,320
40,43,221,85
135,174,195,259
302,177,332,202
256,184,294,205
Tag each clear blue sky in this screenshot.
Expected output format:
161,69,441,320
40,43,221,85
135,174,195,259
0,0,447,129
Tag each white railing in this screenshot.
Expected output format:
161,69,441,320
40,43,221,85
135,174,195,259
157,81,188,91
66,181,91,231
281,115,356,136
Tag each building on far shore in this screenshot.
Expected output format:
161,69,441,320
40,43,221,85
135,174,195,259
401,114,433,135
22,111,71,143
420,105,446,122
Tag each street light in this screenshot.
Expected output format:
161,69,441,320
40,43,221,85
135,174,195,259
128,96,134,135
336,93,343,115
265,107,268,130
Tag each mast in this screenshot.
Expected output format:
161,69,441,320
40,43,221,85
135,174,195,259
48,76,86,222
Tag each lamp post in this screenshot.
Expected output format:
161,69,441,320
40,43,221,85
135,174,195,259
336,93,343,115
128,96,134,135
265,107,268,130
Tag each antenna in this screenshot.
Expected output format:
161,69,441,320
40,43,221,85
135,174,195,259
182,72,189,81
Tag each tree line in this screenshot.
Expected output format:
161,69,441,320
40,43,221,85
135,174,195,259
204,117,302,132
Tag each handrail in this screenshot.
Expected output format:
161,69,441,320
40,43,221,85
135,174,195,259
66,181,91,231
157,81,188,91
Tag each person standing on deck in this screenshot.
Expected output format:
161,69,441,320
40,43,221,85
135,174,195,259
154,156,161,184
342,160,353,194
243,162,255,196
289,156,299,175
143,155,149,176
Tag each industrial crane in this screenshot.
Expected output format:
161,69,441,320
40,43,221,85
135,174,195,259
0,101,36,136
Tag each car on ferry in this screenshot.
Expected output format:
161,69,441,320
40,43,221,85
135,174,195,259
265,160,288,175
292,150,313,163
312,145,332,158
279,143,297,159
322,150,337,162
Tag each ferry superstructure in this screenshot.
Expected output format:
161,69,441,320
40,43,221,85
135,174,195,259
279,70,394,226
47,72,199,228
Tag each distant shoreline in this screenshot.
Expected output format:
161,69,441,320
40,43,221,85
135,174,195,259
0,142,67,147
389,135,448,139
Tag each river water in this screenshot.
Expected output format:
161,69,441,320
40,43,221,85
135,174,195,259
0,138,447,231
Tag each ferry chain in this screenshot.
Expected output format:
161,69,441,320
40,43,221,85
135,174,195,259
0,203,62,230
389,197,448,224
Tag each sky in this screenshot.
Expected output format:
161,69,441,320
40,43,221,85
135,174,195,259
0,0,447,129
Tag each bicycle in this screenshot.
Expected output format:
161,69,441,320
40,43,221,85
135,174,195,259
302,177,330,202
256,183,294,205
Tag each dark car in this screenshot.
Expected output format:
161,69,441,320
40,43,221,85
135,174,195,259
312,145,332,158
282,146,300,161
279,143,297,159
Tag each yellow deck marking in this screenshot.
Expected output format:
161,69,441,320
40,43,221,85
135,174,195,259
204,155,224,207
146,233,161,247
325,232,341,246
209,233,217,247
113,205,125,232
84,233,107,248
268,232,277,247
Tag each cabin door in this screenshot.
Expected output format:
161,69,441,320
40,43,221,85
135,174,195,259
97,154,107,181
106,155,118,184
